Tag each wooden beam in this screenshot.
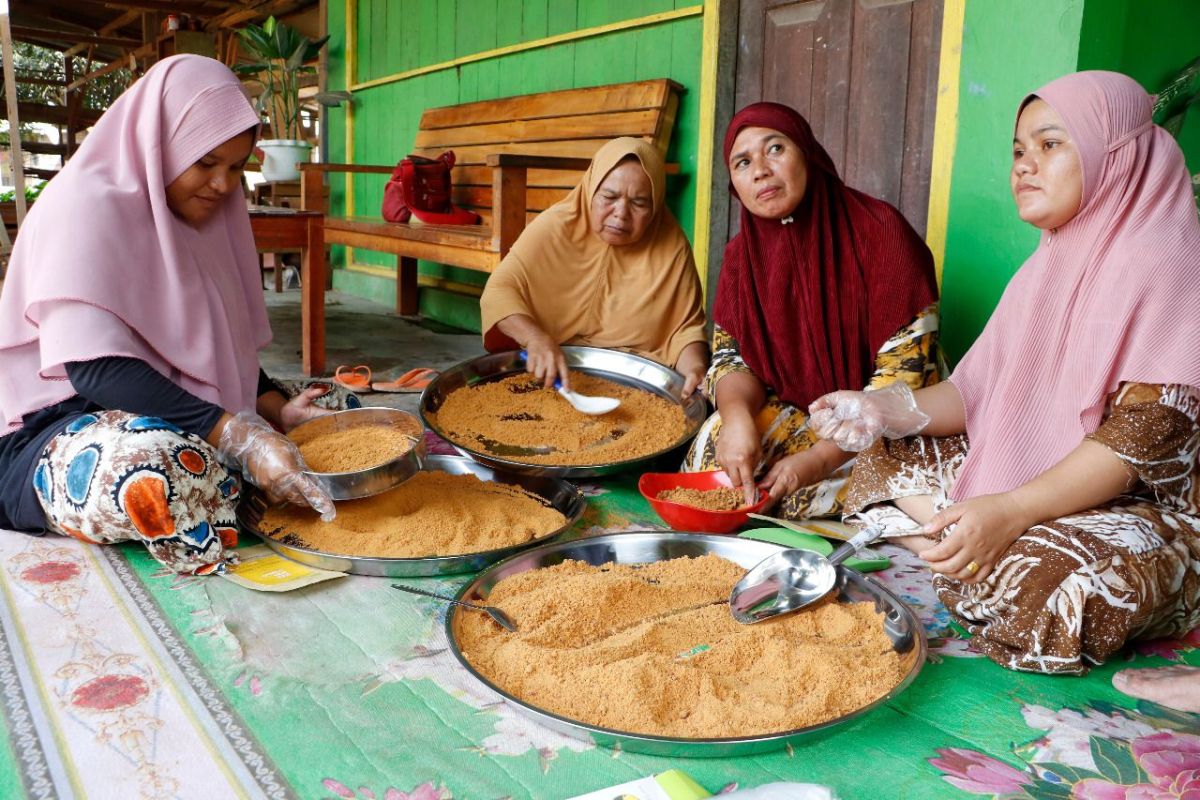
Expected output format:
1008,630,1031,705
1,11,28,225
16,102,102,126
104,0,223,14
24,167,60,180
10,25,142,48
14,76,67,87
66,45,150,91
19,141,68,156
64,9,140,57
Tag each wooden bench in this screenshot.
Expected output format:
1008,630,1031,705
299,78,683,315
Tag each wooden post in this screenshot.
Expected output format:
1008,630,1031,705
301,214,326,376
396,256,418,316
1,8,27,225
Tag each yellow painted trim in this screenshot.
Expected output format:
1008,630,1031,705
692,0,721,296
349,6,705,92
925,0,966,287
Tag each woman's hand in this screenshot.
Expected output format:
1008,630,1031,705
920,493,1032,583
279,384,334,433
674,342,709,398
523,331,570,389
808,382,930,452
716,411,762,505
216,412,335,521
759,450,828,506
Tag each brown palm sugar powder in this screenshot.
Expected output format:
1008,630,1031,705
259,471,567,557
457,554,907,738
429,373,686,465
658,487,746,511
290,425,414,474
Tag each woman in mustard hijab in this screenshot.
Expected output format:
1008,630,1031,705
480,137,709,395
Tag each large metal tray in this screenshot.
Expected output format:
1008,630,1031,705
446,532,926,758
241,455,586,577
419,346,708,478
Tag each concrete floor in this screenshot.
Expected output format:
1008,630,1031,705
259,280,481,415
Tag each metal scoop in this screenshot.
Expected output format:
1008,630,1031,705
391,584,517,632
728,525,885,624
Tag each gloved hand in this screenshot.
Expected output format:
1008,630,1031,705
807,382,930,452
217,412,336,521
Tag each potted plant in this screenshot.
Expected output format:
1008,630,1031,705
235,16,329,181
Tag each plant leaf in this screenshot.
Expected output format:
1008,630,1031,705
1089,736,1150,786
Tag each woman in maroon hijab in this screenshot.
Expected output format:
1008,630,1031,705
681,102,939,519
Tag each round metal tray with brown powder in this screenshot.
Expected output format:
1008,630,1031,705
238,456,585,577
445,532,925,757
420,347,708,478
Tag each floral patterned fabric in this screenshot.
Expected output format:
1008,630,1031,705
846,382,1200,674
682,303,939,519
33,411,239,575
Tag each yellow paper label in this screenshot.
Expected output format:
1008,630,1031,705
220,545,345,592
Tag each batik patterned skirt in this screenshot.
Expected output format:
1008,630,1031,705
845,383,1200,675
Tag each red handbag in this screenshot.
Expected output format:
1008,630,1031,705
381,150,481,225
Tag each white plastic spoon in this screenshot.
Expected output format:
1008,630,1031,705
518,350,621,415
553,378,620,415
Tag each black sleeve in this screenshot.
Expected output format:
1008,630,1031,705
65,357,226,439
257,368,286,399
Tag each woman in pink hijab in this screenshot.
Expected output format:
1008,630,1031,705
0,55,334,574
808,71,1200,689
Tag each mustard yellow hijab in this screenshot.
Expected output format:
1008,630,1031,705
480,137,706,366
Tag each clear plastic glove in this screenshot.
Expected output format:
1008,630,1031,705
807,382,930,452
217,412,336,521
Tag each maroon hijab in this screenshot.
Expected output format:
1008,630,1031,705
713,103,938,408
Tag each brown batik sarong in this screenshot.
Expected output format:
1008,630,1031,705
844,383,1200,675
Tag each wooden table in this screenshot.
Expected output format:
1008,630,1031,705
248,206,326,376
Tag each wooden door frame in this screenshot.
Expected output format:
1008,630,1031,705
702,0,965,307
703,0,743,320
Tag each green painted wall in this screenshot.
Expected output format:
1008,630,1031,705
322,0,704,331
938,0,1086,364
940,0,1200,364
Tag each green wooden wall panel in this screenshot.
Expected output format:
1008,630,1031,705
327,1,705,314
496,0,524,48
522,0,549,39
546,0,577,36
634,25,672,81
418,0,439,66
435,0,456,61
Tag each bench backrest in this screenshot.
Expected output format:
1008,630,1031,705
410,79,683,225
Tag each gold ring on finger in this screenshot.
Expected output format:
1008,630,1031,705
966,561,980,575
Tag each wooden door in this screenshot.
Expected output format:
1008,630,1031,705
731,0,943,233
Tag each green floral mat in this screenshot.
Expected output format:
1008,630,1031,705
0,470,1195,799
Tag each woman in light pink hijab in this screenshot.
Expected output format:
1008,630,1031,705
807,71,1200,687
0,55,334,574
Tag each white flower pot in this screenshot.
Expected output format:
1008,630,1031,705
258,139,312,182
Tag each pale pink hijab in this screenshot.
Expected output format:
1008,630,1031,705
0,55,269,433
949,71,1200,500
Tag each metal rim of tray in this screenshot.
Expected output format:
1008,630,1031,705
444,531,927,758
418,346,708,478
244,455,586,577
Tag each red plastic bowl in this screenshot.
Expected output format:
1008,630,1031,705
638,470,770,534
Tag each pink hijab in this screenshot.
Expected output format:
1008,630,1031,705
0,55,269,434
949,71,1200,500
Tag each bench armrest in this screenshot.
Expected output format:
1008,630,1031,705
298,162,394,175
485,153,681,174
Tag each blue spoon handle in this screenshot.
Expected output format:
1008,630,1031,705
519,350,564,389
